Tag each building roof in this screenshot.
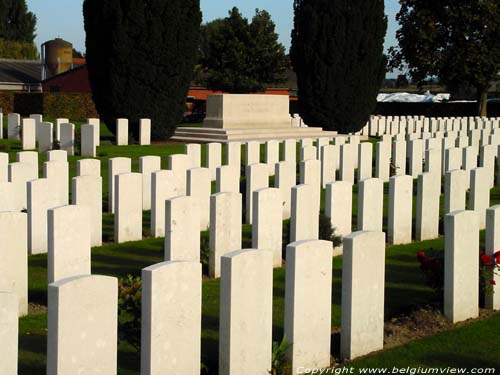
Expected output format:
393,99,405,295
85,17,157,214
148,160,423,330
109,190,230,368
0,59,42,84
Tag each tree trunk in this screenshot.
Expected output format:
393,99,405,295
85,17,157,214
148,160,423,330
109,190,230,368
478,88,488,117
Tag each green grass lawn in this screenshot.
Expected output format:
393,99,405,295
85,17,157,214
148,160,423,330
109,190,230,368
1,127,499,374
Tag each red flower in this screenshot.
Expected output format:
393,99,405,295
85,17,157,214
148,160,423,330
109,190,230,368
490,280,497,286
481,254,493,266
496,255,500,265
494,250,500,258
417,251,426,261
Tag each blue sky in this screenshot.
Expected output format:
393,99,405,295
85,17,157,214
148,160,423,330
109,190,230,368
27,0,401,55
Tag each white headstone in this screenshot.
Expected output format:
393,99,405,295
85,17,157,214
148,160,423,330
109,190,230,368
59,123,75,155
48,205,91,284
408,139,423,177
283,139,297,165
7,113,20,139
0,292,18,374
291,184,318,242
444,170,467,214
81,124,97,157
165,196,200,262
116,118,129,145
245,141,260,165
299,159,321,214
151,170,177,238
275,161,296,219
444,210,479,323
245,163,269,224
139,118,151,145
87,118,100,146
185,143,201,169
186,167,211,231
206,142,222,181
219,249,273,375
0,181,25,211
209,192,242,278
216,165,240,194
469,167,490,228
341,231,385,360
55,118,69,142
168,154,189,195
358,178,383,231
388,175,413,244
108,157,131,213
47,275,117,375
265,140,279,176
325,181,353,243
22,118,36,150
416,172,441,241
252,188,283,267
76,158,101,177
225,142,241,171
44,160,69,206
38,121,53,153
392,140,406,176
320,144,337,188
285,240,332,374
340,143,356,184
139,156,161,210
486,206,500,310
114,172,143,243
357,142,373,181
27,178,60,254
0,212,28,316
376,141,391,182
141,261,201,375
72,175,103,247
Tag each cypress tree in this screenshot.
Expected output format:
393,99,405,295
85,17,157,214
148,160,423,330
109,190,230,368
83,0,201,140
290,0,387,134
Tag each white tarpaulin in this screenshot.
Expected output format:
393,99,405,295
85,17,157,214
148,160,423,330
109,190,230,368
377,91,450,103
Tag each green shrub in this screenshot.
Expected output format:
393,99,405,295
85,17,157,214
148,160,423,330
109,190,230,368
200,236,210,275
282,214,343,258
319,214,343,248
118,275,142,351
270,337,291,375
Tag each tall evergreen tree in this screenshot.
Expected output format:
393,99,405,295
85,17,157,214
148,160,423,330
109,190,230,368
83,0,201,140
0,0,37,43
290,0,387,133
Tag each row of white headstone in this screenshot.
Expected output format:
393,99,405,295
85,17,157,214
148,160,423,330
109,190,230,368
1,113,151,155
1,204,499,375
0,126,496,256
370,115,500,137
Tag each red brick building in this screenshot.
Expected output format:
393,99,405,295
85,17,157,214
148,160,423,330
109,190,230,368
42,63,297,101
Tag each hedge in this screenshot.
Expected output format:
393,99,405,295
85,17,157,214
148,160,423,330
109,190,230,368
0,92,98,120
0,92,14,113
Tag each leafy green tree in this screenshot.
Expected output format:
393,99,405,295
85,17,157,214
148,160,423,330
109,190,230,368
389,0,500,116
72,48,84,58
290,0,387,134
83,0,201,140
0,39,39,60
200,7,287,93
0,0,37,43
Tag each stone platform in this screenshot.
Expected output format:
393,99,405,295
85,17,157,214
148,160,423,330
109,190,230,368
172,94,338,143
171,126,338,143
